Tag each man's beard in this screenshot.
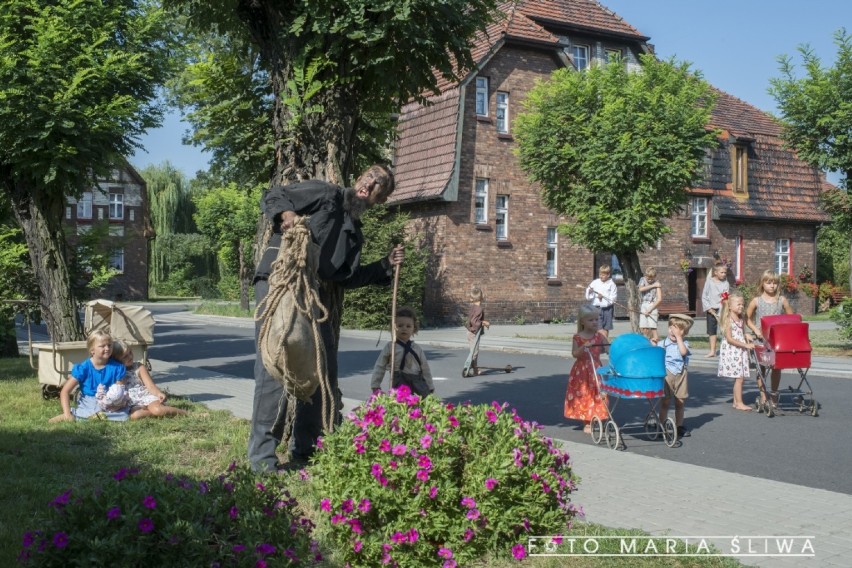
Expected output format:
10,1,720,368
343,187,369,220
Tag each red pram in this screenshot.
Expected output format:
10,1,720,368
751,314,818,417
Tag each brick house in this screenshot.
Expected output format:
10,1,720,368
64,161,153,301
389,0,829,324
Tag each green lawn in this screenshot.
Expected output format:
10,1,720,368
0,357,742,567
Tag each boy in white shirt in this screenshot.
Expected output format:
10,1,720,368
585,265,618,338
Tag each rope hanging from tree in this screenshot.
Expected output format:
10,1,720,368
255,216,334,441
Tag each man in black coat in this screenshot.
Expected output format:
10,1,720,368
249,164,403,472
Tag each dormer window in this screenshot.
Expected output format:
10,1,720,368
605,48,623,64
571,45,589,71
730,140,750,196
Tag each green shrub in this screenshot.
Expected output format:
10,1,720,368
342,206,427,330
311,387,577,567
830,298,852,341
19,464,319,567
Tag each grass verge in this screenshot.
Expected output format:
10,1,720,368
194,301,255,318
2,357,742,566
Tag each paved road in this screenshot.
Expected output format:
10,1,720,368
23,303,852,567
147,305,852,495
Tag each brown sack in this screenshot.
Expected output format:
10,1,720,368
256,219,328,402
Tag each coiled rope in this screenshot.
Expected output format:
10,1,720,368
255,217,334,444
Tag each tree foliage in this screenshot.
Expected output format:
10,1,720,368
515,55,717,328
165,0,502,183
141,162,209,294
0,0,175,340
169,33,275,187
770,29,852,289
193,183,261,308
342,207,427,330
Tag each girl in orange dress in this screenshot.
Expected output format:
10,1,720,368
564,304,610,433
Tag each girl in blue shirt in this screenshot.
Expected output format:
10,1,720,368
49,330,128,422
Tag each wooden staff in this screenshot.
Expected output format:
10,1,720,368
389,257,401,376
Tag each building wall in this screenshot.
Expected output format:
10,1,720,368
65,167,149,301
404,46,818,325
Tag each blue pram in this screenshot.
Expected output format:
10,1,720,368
590,333,678,449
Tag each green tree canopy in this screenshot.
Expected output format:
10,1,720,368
770,29,852,289
193,183,261,309
0,0,175,340
169,33,275,187
515,54,717,328
165,0,502,184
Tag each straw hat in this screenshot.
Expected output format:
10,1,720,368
667,313,694,331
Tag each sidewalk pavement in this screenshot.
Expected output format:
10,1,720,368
21,315,852,566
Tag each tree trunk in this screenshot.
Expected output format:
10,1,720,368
617,250,643,333
8,182,82,342
848,240,852,292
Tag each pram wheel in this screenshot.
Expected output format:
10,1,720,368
41,384,61,400
810,401,819,417
590,417,604,445
795,395,805,412
754,397,764,413
643,411,660,441
662,418,677,448
604,421,621,450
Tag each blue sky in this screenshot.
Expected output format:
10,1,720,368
130,0,851,179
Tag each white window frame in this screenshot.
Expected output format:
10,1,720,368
474,178,488,224
775,238,791,275
572,44,589,71
605,48,622,63
691,197,708,238
495,195,508,240
109,192,124,220
475,77,488,117
77,192,93,219
110,249,125,273
546,227,558,278
496,91,509,134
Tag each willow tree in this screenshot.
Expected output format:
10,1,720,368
515,55,718,330
0,0,174,341
140,162,197,290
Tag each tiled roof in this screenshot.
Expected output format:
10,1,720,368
710,135,830,223
433,0,646,93
708,88,781,137
705,90,830,223
520,0,646,39
390,89,460,204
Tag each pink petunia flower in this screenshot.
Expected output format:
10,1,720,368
320,498,332,512
353,540,363,553
485,478,499,490
379,439,391,452
486,410,498,423
107,507,121,520
52,532,69,549
429,486,438,499
438,547,453,559
512,543,526,559
138,518,154,533
358,499,371,513
392,444,407,456
143,495,157,509
460,496,476,509
416,469,429,482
